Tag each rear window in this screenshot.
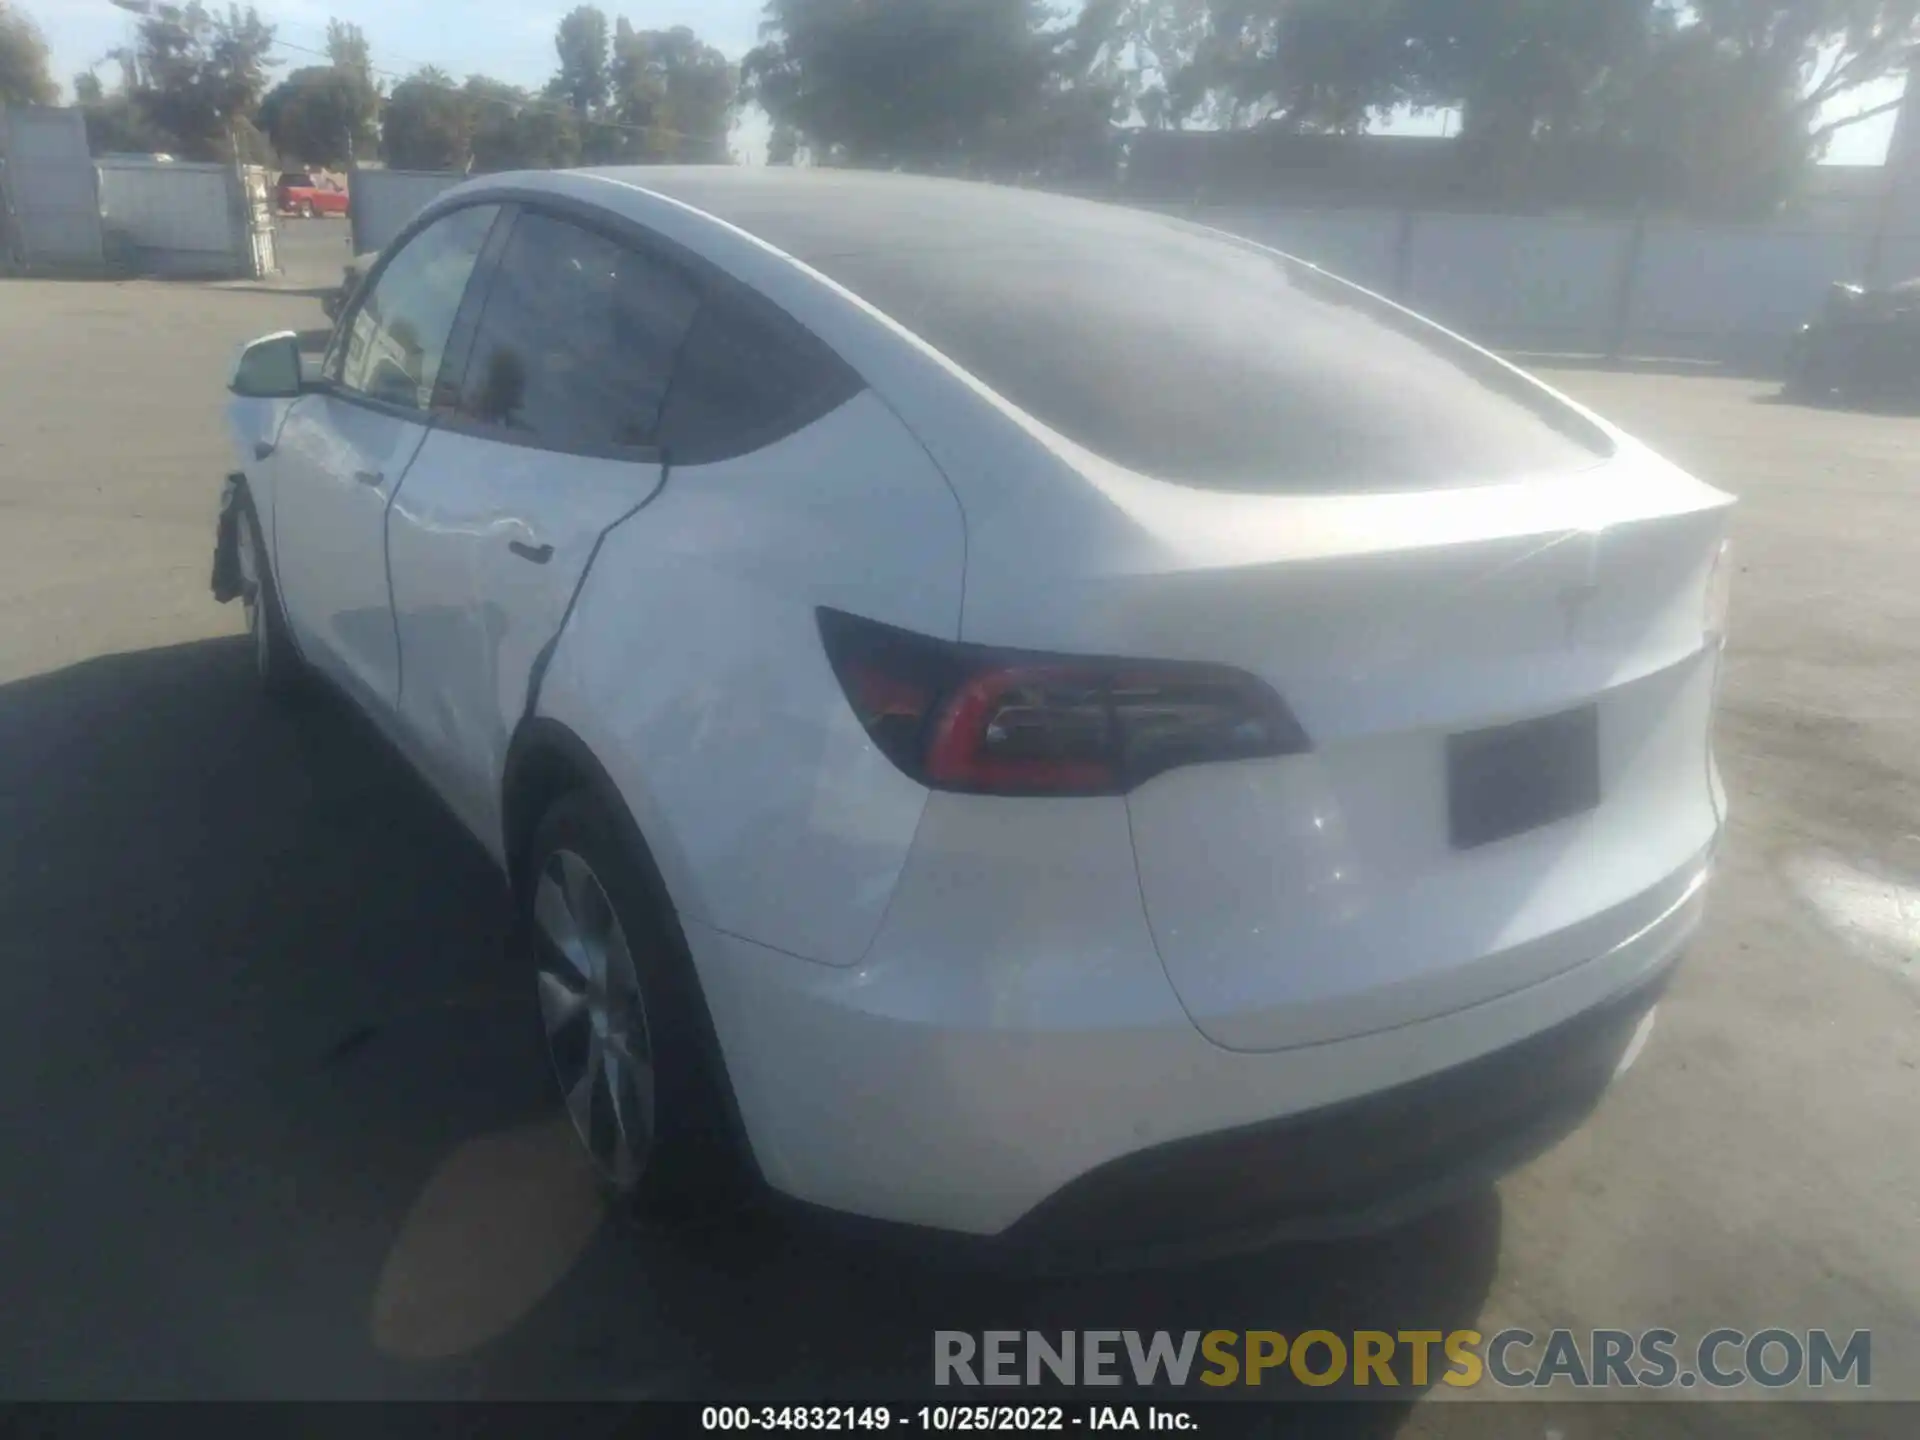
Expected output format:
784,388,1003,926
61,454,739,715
656,292,862,465
806,217,1612,493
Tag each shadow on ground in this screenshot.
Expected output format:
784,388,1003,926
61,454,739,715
0,637,1498,1421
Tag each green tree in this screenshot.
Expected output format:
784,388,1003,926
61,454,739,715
551,4,611,115
501,102,583,169
605,21,736,162
80,92,170,154
1176,0,1441,131
74,65,173,156
324,18,380,159
1602,0,1920,215
1082,0,1214,127
111,2,280,160
381,66,471,168
0,1,58,107
468,75,581,170
325,17,372,83
258,64,365,166
743,0,1095,173
1171,0,1919,214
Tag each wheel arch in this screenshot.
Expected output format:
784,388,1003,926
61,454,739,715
501,715,763,1183
503,716,665,902
227,470,310,673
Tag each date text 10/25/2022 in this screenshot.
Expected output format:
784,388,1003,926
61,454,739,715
702,1408,1192,1432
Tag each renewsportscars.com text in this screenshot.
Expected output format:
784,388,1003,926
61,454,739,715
933,1329,1871,1391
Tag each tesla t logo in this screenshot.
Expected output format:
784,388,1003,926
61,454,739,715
1558,582,1600,644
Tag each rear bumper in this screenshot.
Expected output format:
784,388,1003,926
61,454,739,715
993,956,1669,1271
688,846,1708,1253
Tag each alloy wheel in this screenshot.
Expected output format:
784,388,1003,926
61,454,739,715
534,848,657,1191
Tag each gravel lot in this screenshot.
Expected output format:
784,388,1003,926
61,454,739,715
0,265,1913,1434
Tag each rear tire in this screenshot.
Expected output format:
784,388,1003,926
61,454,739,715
518,789,748,1220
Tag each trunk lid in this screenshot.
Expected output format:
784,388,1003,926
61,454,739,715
969,448,1732,1052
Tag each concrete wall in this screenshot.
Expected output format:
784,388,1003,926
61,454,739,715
1627,224,1868,363
0,107,103,269
96,160,246,277
349,167,465,256
1404,213,1624,352
1181,206,1404,294
333,163,1915,369
1190,203,1912,366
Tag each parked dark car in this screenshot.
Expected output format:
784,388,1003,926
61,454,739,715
1784,278,1920,405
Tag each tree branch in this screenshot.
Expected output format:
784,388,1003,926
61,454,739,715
1812,93,1908,139
1806,43,1854,106
1803,30,1912,112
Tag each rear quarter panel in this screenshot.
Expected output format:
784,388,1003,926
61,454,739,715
531,390,966,967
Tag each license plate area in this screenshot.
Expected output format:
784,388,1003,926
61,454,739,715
1447,706,1600,850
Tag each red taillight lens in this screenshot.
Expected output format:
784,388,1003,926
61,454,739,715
926,666,1121,791
818,608,1309,797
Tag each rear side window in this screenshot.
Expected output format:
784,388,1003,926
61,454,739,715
656,292,862,464
454,209,699,453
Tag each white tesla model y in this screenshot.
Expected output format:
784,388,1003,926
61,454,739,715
217,168,1733,1266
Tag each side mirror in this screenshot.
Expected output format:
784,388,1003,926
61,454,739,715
230,331,305,399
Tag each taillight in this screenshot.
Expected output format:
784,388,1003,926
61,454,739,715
817,608,1309,797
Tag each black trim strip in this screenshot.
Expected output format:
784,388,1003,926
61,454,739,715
429,201,518,418
517,452,677,729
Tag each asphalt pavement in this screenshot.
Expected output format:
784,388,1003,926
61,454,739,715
0,253,1913,1433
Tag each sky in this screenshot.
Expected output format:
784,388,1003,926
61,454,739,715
20,0,1909,167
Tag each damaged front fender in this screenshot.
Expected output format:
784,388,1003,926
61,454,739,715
211,474,245,603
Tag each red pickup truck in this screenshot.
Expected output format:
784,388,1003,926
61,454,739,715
276,171,349,218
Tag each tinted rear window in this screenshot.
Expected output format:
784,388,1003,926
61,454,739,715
657,293,862,465
801,211,1612,492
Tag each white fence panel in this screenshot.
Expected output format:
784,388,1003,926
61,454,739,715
1627,224,1868,360
1406,213,1627,349
97,160,243,276
1197,207,1402,293
0,106,103,268
350,168,464,255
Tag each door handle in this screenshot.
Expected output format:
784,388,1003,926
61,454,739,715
508,540,554,565
354,469,384,487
